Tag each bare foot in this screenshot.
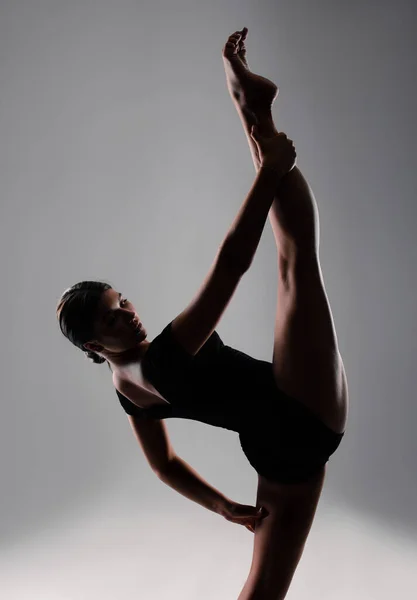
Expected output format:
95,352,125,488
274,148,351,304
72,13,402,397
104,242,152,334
222,28,279,114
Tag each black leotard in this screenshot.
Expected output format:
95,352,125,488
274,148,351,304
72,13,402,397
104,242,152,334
116,320,345,484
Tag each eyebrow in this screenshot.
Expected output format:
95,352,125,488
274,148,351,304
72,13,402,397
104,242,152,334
102,292,122,322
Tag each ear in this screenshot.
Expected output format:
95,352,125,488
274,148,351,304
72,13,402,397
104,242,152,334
83,342,102,353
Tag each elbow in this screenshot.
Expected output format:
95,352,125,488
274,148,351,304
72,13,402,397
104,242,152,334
154,456,177,479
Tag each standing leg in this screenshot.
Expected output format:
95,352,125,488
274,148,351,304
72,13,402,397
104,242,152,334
237,466,326,600
223,30,348,434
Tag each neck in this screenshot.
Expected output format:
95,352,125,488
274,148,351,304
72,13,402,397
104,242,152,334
103,341,152,372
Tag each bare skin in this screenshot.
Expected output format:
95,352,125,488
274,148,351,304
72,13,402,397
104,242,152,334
222,29,348,600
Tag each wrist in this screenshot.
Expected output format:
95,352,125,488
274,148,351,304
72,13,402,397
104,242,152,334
217,497,233,518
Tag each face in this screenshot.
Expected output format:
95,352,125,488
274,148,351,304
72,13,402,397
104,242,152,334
83,288,147,357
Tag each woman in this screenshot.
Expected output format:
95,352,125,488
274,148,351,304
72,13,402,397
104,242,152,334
56,28,348,600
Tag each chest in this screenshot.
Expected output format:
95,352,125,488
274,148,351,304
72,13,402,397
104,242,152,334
120,362,169,407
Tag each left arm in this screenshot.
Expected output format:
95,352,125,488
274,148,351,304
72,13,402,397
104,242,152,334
223,165,284,271
158,455,232,517
170,167,286,358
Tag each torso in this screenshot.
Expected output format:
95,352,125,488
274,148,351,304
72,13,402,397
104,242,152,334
113,335,348,433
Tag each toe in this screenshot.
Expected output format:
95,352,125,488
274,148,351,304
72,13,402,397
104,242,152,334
223,30,247,58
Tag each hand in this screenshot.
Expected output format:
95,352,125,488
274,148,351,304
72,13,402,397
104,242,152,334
222,500,269,533
250,127,296,177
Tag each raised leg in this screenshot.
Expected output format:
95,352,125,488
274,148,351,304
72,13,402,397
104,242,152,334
222,30,320,266
223,30,348,435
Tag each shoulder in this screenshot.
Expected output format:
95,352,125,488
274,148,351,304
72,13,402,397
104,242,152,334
113,372,143,407
112,370,126,392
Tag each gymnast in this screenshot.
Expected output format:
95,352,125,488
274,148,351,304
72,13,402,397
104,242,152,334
56,28,348,600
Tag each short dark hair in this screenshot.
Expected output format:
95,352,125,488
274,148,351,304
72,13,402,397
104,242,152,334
56,280,113,371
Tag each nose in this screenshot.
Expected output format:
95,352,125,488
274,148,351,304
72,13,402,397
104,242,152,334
126,312,137,324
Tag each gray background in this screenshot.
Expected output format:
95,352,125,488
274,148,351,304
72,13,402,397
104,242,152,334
1,0,416,598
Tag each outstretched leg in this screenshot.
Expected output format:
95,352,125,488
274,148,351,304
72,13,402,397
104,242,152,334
223,29,348,436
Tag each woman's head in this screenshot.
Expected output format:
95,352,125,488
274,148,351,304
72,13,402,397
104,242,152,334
56,281,148,370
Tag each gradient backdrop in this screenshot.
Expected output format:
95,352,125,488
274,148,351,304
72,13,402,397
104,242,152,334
1,1,416,598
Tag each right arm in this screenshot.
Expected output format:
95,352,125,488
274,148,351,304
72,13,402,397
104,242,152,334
158,456,233,517
114,374,176,476
114,377,233,517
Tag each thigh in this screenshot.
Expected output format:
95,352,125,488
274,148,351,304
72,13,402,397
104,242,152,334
242,466,326,600
238,383,345,487
272,257,348,434
267,166,348,434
